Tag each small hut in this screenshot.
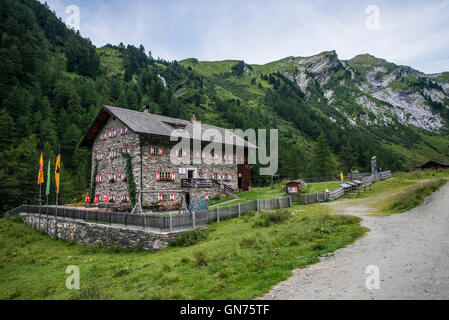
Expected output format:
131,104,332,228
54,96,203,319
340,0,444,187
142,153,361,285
285,179,307,194
419,160,449,170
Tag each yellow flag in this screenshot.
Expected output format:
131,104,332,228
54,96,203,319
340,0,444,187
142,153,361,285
55,153,61,194
340,172,344,183
37,153,44,185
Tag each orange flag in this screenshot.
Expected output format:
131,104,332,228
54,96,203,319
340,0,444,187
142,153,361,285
55,153,61,194
37,153,44,185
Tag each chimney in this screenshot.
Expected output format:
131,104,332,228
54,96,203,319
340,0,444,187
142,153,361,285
143,105,150,113
191,114,197,123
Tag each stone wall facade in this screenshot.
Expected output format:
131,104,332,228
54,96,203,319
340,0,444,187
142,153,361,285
91,116,245,206
91,117,140,201
20,213,181,251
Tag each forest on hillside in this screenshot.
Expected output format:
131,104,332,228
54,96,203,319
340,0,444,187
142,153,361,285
0,0,427,211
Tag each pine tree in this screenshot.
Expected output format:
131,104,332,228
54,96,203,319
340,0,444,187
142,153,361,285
310,135,336,177
0,109,16,151
340,143,357,172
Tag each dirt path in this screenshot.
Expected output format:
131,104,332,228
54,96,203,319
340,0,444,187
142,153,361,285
261,183,449,300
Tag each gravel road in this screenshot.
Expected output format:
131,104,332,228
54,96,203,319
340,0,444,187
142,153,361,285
262,183,449,300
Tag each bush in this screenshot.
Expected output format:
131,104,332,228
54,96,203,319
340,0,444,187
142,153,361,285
253,209,291,227
169,229,208,247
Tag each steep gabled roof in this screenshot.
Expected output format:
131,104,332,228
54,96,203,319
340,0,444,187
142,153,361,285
420,160,449,168
80,106,257,149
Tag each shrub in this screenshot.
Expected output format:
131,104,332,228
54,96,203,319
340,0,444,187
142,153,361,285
253,209,291,227
169,229,208,247
313,226,331,234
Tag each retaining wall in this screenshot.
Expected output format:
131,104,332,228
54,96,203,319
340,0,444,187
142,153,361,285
20,213,182,251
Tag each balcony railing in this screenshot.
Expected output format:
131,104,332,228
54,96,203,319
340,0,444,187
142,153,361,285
181,179,213,189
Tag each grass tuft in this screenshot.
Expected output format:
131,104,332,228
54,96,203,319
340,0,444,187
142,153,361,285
253,209,291,227
193,250,208,267
169,229,208,247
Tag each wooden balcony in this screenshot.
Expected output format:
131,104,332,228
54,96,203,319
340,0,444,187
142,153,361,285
181,179,213,189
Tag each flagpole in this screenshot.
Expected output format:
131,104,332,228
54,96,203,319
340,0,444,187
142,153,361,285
38,182,42,229
55,145,60,239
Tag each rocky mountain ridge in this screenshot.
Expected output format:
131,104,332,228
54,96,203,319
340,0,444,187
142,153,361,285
259,51,448,132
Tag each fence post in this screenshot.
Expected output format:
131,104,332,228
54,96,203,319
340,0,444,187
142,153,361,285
125,212,128,228
288,195,292,207
192,211,196,229
217,207,220,223
238,203,241,217
257,199,260,212
169,213,173,232
278,197,281,209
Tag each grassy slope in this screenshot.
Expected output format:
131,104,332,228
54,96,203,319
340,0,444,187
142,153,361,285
0,205,366,300
365,170,449,216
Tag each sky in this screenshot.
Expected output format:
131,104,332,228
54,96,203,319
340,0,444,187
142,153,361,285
41,0,449,74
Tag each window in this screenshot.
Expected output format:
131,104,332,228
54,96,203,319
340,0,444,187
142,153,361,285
156,171,175,182
164,122,186,130
120,127,128,135
152,146,163,156
121,146,131,154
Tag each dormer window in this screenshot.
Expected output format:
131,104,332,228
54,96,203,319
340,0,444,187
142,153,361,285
164,122,186,130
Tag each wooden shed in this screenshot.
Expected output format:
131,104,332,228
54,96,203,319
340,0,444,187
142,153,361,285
419,160,449,170
285,179,307,194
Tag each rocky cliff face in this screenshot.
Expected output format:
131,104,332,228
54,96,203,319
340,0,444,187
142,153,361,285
274,52,449,132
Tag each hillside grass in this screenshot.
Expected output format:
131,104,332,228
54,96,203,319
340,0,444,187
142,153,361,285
97,47,124,77
355,169,449,200
375,179,447,215
179,59,238,76
0,204,366,300
343,169,449,216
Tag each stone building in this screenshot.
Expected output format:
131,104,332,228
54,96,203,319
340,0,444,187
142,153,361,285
81,106,254,209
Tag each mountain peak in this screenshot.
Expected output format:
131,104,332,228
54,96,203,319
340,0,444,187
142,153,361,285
348,53,393,67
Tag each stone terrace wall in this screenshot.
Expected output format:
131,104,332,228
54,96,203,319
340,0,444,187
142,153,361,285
20,214,182,251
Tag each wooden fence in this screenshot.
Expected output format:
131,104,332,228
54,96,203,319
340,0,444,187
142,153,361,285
6,171,392,232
